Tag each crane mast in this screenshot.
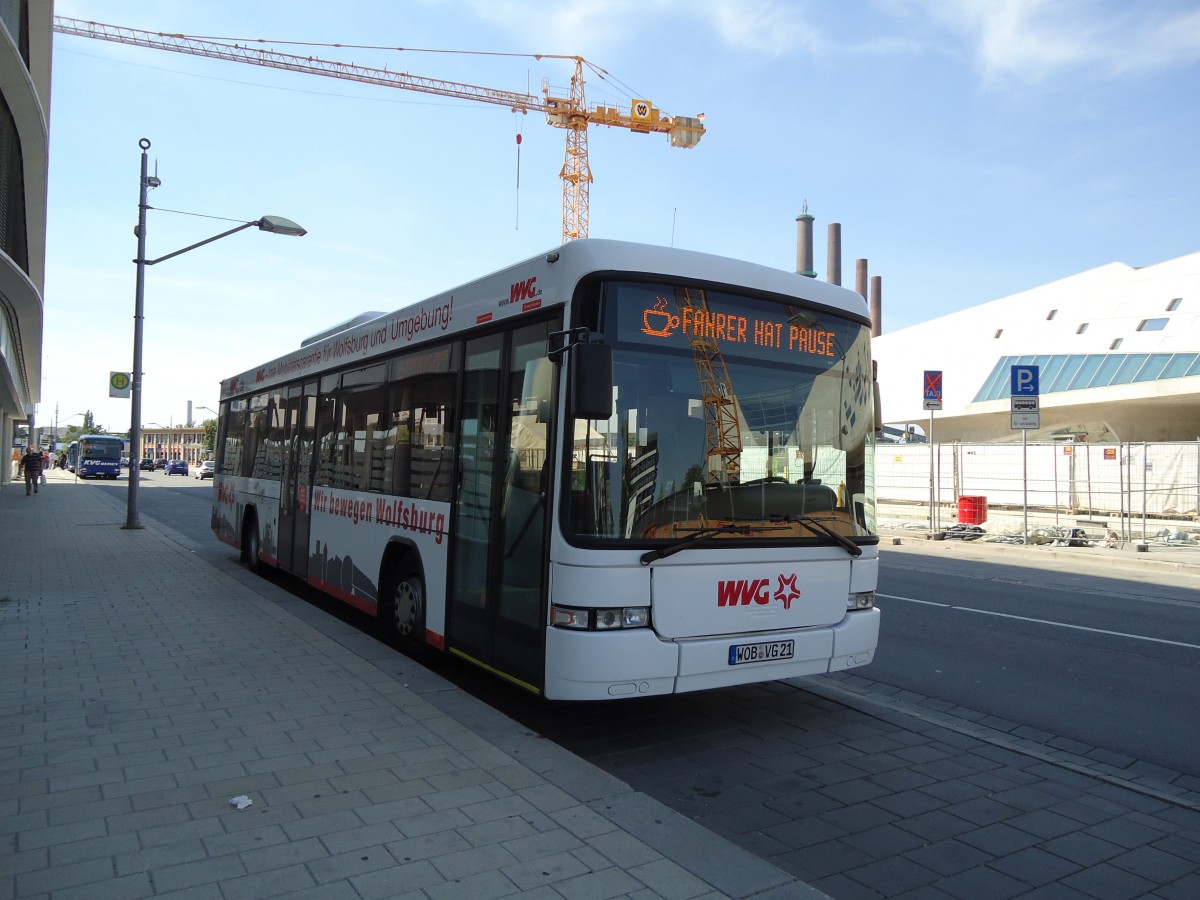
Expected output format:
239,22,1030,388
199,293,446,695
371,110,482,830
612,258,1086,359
53,16,705,242
673,286,743,484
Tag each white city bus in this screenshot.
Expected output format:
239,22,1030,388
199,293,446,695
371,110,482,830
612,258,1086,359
213,239,880,700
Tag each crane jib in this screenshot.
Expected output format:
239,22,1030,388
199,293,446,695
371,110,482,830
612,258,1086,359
52,16,706,244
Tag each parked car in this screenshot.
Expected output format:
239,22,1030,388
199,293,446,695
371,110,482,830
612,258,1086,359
194,460,215,480
139,458,155,471
164,459,189,476
153,458,169,470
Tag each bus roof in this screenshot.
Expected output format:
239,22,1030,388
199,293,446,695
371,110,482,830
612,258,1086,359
221,239,869,400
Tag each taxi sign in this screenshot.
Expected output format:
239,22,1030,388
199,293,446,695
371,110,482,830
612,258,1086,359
923,370,942,411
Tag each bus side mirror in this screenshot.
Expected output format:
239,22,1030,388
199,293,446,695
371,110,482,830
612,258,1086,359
570,342,613,420
872,359,883,436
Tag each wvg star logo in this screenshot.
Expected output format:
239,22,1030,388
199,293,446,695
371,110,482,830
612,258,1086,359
716,574,802,609
774,574,800,610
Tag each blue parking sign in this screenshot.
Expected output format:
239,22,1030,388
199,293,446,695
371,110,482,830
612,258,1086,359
1010,365,1039,396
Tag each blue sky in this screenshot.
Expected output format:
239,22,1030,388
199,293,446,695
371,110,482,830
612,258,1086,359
43,0,1200,433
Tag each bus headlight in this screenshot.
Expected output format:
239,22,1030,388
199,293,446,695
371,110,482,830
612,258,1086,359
551,605,651,630
847,591,875,610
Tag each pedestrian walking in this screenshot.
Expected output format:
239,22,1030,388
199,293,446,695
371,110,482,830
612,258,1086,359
41,450,49,485
19,446,43,495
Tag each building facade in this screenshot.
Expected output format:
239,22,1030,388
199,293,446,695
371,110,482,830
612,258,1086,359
140,425,209,465
872,251,1200,444
0,0,51,480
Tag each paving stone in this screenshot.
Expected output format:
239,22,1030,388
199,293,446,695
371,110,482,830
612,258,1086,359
935,864,1028,899
1041,831,1127,867
1109,844,1197,883
844,855,939,895
14,856,117,895
1062,862,1156,899
872,788,947,818
307,844,398,883
903,838,992,877
215,863,317,900
841,822,928,859
776,838,875,882
1083,816,1169,849
351,859,443,899
895,809,976,842
762,815,848,850
989,845,1082,887
1154,871,1200,900
1006,808,1086,840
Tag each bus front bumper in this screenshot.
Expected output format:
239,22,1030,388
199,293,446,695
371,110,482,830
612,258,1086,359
542,607,879,701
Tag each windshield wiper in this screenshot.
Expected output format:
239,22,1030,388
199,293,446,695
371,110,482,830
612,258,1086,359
639,523,778,566
796,516,863,557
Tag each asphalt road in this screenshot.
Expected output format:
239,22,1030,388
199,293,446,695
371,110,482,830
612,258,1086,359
872,545,1200,777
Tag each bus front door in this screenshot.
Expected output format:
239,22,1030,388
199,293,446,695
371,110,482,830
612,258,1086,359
278,381,317,575
449,319,557,693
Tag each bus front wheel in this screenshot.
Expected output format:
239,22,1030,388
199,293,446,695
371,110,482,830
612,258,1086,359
382,564,425,649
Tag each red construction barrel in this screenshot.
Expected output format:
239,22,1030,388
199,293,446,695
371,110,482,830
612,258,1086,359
958,495,988,525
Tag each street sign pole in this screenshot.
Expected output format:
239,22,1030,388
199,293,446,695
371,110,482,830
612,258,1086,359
929,410,936,533
1023,428,1028,542
1010,365,1040,544
922,370,943,536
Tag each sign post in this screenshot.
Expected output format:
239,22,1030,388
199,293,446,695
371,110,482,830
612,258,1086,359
1010,365,1040,541
923,371,943,534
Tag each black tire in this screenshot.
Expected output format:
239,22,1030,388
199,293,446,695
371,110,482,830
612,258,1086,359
241,513,263,574
381,562,425,648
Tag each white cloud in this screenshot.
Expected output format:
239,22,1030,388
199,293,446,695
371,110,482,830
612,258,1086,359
908,0,1200,85
447,0,828,59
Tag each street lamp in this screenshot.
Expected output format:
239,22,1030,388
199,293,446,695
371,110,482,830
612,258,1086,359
126,138,306,530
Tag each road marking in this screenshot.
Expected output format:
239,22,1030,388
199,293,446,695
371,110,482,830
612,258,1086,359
878,593,1200,650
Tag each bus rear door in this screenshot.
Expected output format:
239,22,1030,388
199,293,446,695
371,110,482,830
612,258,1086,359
278,381,317,575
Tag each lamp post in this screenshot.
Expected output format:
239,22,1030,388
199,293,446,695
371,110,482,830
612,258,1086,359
147,422,169,466
126,138,306,529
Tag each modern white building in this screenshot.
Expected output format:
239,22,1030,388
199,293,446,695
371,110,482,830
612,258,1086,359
0,0,51,478
871,251,1200,444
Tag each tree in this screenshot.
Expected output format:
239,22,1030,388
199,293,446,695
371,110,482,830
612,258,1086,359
202,418,217,455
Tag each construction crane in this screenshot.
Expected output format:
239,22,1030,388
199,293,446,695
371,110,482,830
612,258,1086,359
53,16,706,243
673,286,743,484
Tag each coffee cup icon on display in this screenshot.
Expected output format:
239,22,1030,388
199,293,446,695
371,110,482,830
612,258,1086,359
642,298,680,337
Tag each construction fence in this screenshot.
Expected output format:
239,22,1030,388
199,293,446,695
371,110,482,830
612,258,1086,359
876,441,1200,527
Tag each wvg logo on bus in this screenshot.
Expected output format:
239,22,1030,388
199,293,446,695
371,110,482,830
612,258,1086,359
505,276,541,305
716,574,801,610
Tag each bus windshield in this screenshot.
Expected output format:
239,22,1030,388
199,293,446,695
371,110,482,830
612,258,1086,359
81,437,123,460
568,280,876,543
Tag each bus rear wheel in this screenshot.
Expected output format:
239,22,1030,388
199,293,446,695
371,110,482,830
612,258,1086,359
241,513,263,574
382,565,425,649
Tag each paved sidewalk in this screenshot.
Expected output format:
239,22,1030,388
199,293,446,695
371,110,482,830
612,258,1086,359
0,470,819,899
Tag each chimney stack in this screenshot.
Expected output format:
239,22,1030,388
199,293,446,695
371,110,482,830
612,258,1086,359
795,205,816,278
827,223,841,286
870,275,882,337
855,259,868,307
